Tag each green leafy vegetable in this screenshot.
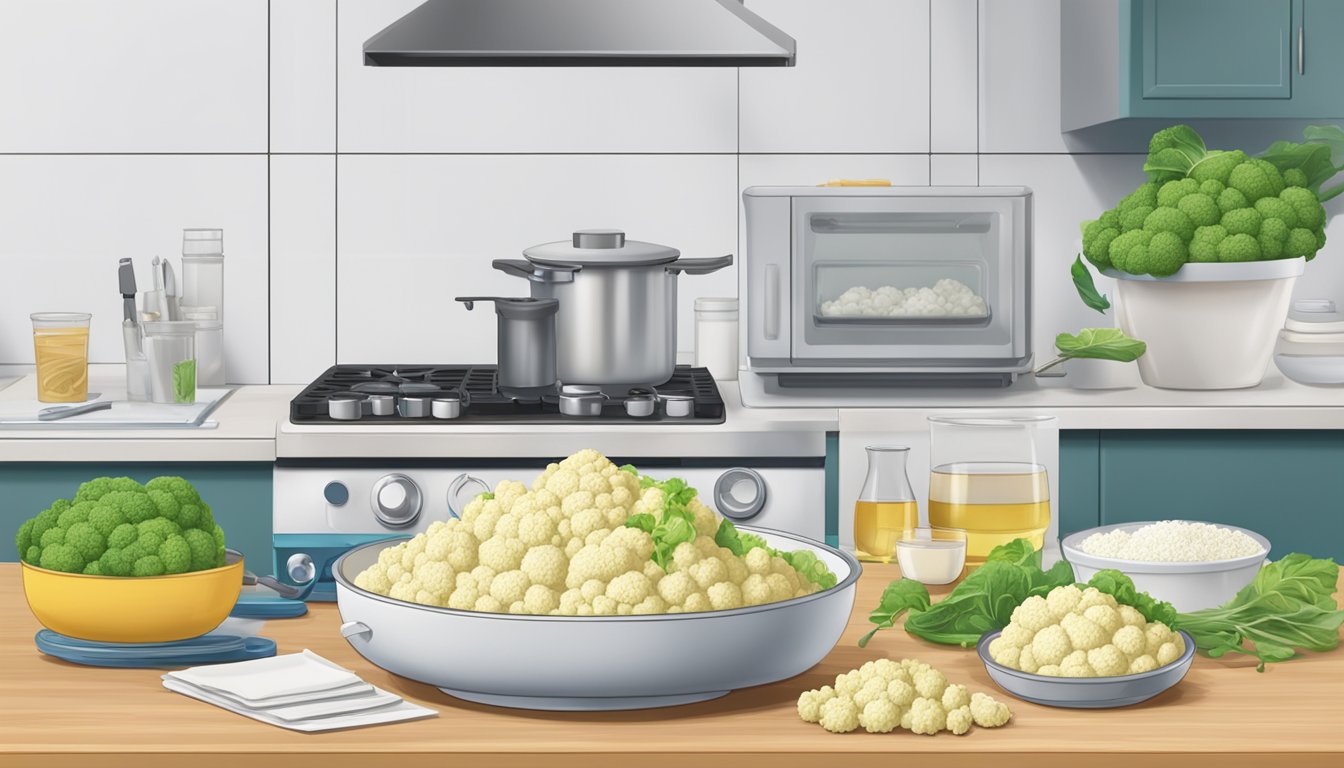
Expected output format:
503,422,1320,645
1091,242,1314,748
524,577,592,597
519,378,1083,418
1263,125,1344,202
1071,255,1111,313
172,359,196,404
1174,553,1344,671
1055,328,1147,362
628,475,699,570
479,492,495,501
1084,569,1178,627
860,539,1075,649
624,513,655,533
618,464,639,476
1143,125,1209,183
858,579,931,647
711,517,836,590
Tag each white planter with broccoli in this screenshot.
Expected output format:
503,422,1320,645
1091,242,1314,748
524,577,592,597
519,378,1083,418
1077,125,1342,390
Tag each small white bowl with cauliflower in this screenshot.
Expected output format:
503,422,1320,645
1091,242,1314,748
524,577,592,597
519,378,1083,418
333,449,860,711
978,583,1195,708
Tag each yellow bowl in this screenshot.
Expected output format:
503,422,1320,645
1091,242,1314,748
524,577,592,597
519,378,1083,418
20,555,243,643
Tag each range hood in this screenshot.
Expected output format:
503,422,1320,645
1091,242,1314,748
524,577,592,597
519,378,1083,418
364,0,796,67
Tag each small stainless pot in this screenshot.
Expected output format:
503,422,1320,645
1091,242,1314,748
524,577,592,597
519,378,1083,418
661,394,694,418
398,396,432,418
329,393,365,421
432,396,463,420
559,392,605,417
367,394,395,416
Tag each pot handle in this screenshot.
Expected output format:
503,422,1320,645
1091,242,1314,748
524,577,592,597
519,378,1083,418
666,254,733,275
340,621,373,642
492,259,580,283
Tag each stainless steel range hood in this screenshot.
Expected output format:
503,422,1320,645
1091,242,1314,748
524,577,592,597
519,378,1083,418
363,0,796,67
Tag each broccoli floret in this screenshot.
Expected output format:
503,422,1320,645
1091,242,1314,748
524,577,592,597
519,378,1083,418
1283,168,1308,188
1254,197,1298,229
1189,149,1246,185
1228,158,1285,203
1131,231,1187,276
28,505,62,543
1156,178,1200,208
98,548,133,577
1286,228,1319,259
138,517,181,540
183,528,218,572
1143,206,1196,241
73,477,142,504
1123,182,1160,210
1082,217,1121,270
63,522,105,561
146,488,179,524
1259,218,1290,259
82,561,103,576
99,490,156,524
178,501,215,532
1280,186,1325,230
145,476,202,508
86,504,128,538
25,546,42,564
1222,208,1262,237
1119,204,1153,232
39,526,65,548
15,520,34,561
160,534,192,574
1108,229,1153,273
1177,193,1221,227
107,522,137,550
132,555,166,577
1219,233,1263,262
212,524,227,566
57,501,94,529
1198,179,1226,198
39,543,85,574
1189,225,1227,263
1217,187,1249,215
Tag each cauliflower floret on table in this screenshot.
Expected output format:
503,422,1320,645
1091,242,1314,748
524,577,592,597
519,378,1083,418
991,583,1186,678
796,658,1012,736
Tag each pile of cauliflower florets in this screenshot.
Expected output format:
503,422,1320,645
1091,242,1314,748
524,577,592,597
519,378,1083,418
987,584,1186,677
353,449,822,616
797,658,1012,735
819,279,988,318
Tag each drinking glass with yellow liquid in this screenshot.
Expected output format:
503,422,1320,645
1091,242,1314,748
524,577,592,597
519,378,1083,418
853,446,919,563
927,416,1056,568
31,313,91,403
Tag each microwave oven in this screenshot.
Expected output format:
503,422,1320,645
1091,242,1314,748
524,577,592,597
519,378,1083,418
740,186,1033,398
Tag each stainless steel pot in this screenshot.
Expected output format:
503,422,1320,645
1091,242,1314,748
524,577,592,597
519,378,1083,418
494,230,732,386
457,296,559,394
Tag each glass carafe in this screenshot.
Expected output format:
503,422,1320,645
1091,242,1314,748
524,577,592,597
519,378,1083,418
928,416,1055,567
854,446,918,563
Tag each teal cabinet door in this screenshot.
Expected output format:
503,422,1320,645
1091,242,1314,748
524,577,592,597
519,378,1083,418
1096,431,1344,560
1290,0,1344,114
1141,0,1292,100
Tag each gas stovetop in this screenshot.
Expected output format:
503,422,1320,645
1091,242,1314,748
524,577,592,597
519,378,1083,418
289,365,725,425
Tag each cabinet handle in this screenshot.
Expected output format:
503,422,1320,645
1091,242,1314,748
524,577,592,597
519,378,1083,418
764,264,780,340
1299,25,1304,75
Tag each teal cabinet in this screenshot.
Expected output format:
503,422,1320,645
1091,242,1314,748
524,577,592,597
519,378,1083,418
1062,0,1344,130
0,463,274,575
1140,0,1292,100
1058,431,1344,561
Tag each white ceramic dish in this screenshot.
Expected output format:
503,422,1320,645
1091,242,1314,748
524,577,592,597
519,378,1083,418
1062,521,1269,612
977,629,1195,709
1274,354,1344,386
334,527,859,711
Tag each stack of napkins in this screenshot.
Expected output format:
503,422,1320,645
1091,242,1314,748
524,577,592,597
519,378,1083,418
162,649,436,732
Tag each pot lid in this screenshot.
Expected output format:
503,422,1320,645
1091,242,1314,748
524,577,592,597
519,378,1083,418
524,229,680,267
1285,298,1344,333
456,296,559,320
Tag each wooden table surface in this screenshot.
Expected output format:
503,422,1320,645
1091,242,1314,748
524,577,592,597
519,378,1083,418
2,562,1341,767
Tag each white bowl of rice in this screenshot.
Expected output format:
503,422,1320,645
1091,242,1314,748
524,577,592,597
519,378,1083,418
1062,520,1270,612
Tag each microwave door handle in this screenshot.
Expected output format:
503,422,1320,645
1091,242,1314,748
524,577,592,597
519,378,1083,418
764,264,780,340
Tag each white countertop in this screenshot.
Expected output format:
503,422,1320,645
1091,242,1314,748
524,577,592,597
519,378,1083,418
3,365,1344,462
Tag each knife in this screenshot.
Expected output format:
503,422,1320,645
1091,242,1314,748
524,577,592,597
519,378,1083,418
117,258,138,324
38,401,112,421
162,258,180,321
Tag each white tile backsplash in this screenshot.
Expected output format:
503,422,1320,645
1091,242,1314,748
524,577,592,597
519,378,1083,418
931,0,979,153
930,154,979,186
336,0,737,153
271,0,338,153
0,0,267,153
336,154,737,365
270,156,337,384
739,0,931,153
979,0,1068,154
0,155,269,383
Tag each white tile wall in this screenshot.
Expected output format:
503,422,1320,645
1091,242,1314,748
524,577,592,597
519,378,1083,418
0,0,267,153
270,156,337,384
931,0,978,153
0,155,269,383
336,0,737,153
271,0,337,153
929,154,978,185
739,0,931,153
335,154,737,365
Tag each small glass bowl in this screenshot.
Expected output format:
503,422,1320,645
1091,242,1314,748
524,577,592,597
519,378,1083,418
894,527,968,585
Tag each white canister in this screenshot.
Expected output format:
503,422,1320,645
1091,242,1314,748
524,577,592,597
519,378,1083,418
142,320,197,404
694,297,738,381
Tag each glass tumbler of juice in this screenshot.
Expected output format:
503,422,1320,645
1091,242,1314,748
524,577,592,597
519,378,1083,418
853,445,919,563
927,416,1055,567
30,313,92,403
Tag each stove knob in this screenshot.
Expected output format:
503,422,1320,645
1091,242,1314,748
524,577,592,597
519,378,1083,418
371,474,421,528
323,481,349,506
713,468,766,521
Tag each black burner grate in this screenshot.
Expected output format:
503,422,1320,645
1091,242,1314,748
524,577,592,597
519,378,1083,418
289,365,725,424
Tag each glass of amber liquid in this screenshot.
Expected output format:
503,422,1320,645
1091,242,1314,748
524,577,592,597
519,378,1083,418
928,416,1054,568
853,445,918,563
31,312,91,403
